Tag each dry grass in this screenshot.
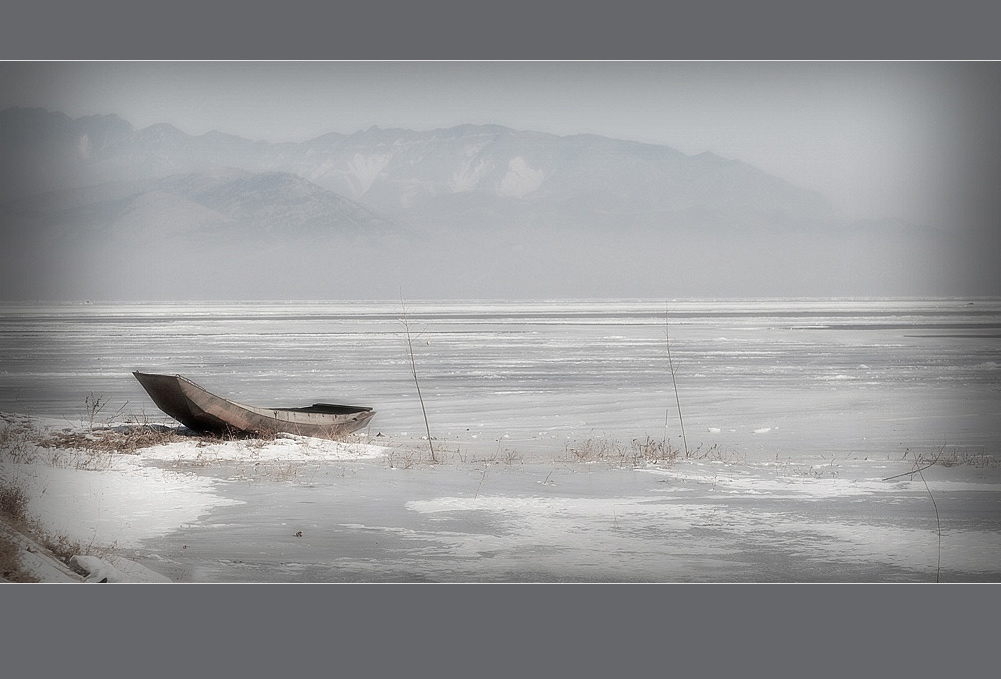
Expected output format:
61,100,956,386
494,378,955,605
0,479,30,524
3,408,196,467
631,436,681,464
26,420,191,472
386,445,432,469
909,447,1000,469
561,435,681,467
6,396,296,464
385,439,469,468
563,436,629,464
0,481,35,581
684,441,744,464
0,479,47,582
41,422,191,454
560,435,740,468
492,447,523,465
0,416,37,464
1,418,39,581
0,532,37,582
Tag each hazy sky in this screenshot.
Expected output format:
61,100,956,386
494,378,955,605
1,61,997,227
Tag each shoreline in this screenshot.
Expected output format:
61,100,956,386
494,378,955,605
3,412,1000,583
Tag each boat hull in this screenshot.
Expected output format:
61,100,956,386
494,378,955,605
133,371,375,438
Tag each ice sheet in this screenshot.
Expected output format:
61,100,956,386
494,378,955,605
2,298,998,462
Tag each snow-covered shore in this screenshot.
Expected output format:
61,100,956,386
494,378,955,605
3,412,1000,583
1,415,391,582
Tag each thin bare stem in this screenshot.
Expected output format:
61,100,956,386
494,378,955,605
917,465,942,583
884,449,943,582
401,298,436,463
881,460,938,482
665,305,689,458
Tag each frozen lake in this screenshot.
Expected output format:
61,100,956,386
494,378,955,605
2,297,999,463
4,297,1000,582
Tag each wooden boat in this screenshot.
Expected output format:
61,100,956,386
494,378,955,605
132,371,375,438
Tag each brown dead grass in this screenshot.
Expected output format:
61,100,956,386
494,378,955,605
560,435,742,467
0,532,38,582
562,435,683,467
0,479,29,523
40,424,192,454
0,480,39,582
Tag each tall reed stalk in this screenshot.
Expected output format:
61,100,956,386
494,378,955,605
401,299,436,463
665,305,689,458
884,450,944,582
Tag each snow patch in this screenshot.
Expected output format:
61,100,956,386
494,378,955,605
346,153,391,197
497,157,545,198
12,456,243,549
451,157,492,193
141,434,388,463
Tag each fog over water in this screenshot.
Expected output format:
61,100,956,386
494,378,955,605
1,62,999,300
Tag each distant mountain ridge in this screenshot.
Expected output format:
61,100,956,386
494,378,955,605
0,106,836,232
2,107,964,300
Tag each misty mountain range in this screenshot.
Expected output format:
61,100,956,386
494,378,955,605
0,107,963,299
